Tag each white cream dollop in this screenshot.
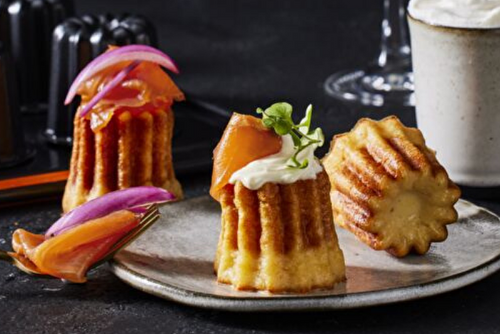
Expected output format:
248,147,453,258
229,134,323,190
408,0,500,29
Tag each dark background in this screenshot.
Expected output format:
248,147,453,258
1,0,500,333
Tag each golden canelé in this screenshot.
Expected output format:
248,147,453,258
62,55,184,212
63,109,183,212
322,116,460,257
215,170,346,293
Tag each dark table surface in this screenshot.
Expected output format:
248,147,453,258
2,0,500,333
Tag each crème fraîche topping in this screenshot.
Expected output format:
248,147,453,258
230,103,324,190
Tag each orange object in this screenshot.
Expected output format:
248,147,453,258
0,170,69,191
77,46,184,131
11,210,138,283
210,113,282,201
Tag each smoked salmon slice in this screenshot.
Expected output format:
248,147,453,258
11,210,138,283
210,113,282,201
78,46,185,131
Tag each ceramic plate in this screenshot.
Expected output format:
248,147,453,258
111,196,500,311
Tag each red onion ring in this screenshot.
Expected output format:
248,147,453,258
45,186,175,238
65,45,180,106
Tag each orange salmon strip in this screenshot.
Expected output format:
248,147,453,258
210,113,282,201
11,210,138,283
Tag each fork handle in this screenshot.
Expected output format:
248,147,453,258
0,250,14,263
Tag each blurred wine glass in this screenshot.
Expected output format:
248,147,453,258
324,0,414,107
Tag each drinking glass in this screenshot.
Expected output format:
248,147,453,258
324,0,414,106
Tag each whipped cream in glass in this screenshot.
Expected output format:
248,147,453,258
408,0,500,28
408,0,500,186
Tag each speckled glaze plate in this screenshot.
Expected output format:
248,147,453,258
111,196,500,312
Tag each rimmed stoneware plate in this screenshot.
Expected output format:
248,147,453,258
111,196,500,312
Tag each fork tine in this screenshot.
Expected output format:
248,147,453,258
106,211,160,256
132,204,158,228
93,214,160,268
91,204,161,268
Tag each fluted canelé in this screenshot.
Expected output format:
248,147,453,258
215,170,345,293
323,116,460,257
62,109,182,212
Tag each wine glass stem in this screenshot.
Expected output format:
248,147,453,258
378,0,411,69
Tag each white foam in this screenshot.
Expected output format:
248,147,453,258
409,0,500,29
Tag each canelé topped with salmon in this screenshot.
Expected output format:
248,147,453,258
211,103,345,293
210,102,326,201
63,45,184,212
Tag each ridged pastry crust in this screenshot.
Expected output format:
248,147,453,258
63,109,183,212
215,170,345,293
322,116,460,257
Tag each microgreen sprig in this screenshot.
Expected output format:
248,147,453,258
256,102,324,169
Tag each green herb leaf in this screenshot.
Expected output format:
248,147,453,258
262,117,274,128
298,104,313,133
274,119,292,135
256,102,324,170
265,102,293,120
300,159,309,169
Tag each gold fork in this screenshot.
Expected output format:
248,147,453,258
0,204,160,277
